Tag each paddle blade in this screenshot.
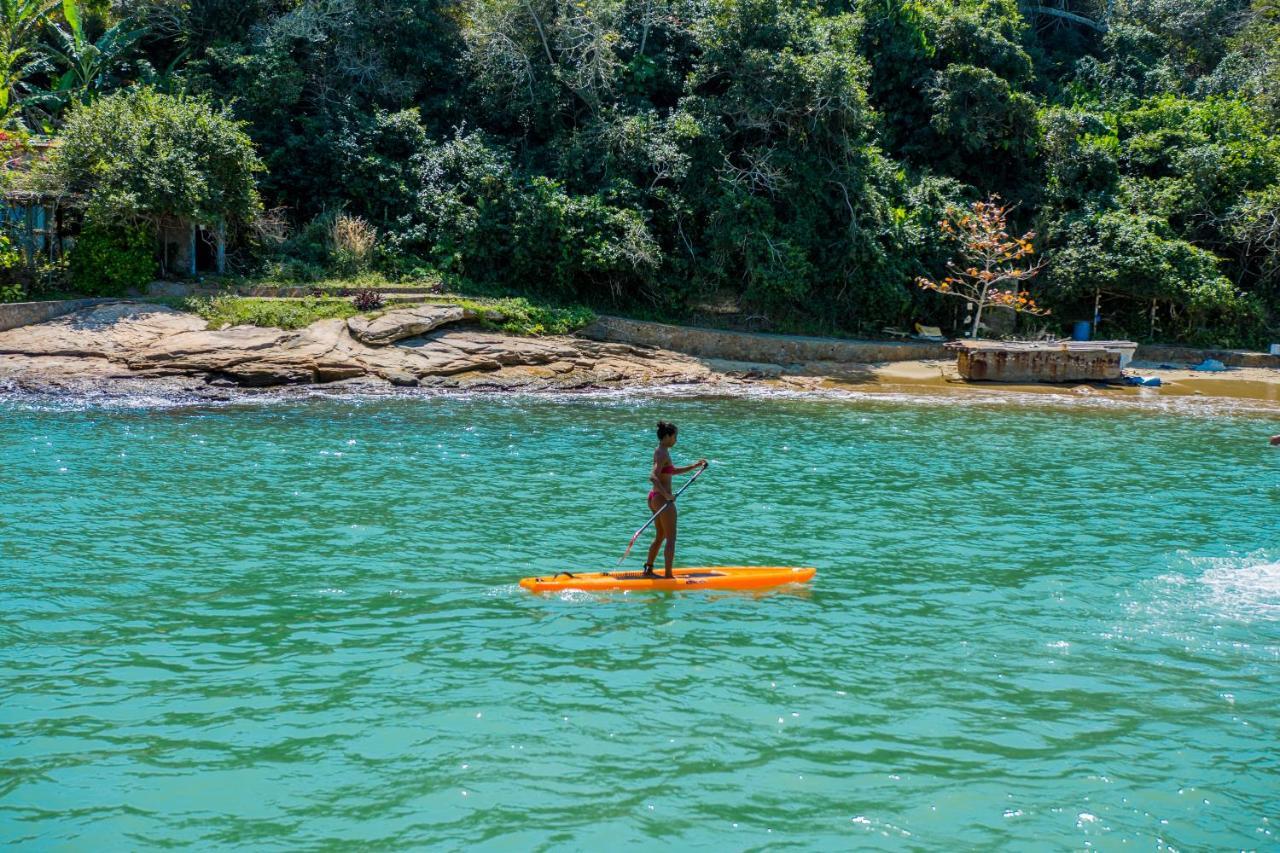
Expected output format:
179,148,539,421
617,528,644,566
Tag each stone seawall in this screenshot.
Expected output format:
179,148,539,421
0,298,114,332
1134,344,1280,369
579,315,947,364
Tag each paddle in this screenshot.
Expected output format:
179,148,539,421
616,462,708,567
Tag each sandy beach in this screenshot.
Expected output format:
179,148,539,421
749,358,1280,409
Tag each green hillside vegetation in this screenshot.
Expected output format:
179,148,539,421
1,0,1278,345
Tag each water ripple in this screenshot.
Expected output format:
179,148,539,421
2,395,1277,848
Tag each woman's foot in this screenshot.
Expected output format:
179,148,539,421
664,569,676,579
642,563,658,577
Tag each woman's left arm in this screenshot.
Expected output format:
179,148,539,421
674,459,708,474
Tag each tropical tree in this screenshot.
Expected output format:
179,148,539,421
917,196,1049,338
32,0,145,117
53,86,263,227
0,0,56,123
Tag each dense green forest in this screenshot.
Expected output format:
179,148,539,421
3,0,1280,345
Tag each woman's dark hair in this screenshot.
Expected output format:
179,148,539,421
656,421,677,439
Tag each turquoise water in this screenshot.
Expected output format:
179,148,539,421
2,390,1277,849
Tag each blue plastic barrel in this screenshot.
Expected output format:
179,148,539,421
1072,320,1092,341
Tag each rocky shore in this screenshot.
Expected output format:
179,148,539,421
1,300,1278,408
0,301,720,398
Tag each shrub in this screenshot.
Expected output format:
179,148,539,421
282,211,336,267
53,88,263,232
331,214,378,275
69,220,156,296
263,256,327,283
0,230,25,302
26,257,70,299
351,288,383,311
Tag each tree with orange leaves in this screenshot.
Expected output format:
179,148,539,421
917,196,1049,339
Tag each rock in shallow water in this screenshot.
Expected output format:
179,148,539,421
382,369,419,387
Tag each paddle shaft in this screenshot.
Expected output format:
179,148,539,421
617,463,707,566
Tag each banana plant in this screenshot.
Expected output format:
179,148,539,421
0,0,57,123
34,0,145,115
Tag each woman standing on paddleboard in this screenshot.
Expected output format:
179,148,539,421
645,421,706,579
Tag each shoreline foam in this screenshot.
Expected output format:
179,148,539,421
5,368,1280,420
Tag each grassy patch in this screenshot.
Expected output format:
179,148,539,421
413,273,596,334
248,270,446,293
158,275,596,336
445,296,595,336
174,292,593,336
186,294,360,330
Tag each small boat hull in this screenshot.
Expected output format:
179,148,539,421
519,566,816,593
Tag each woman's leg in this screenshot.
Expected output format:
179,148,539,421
645,528,664,572
644,496,666,573
662,505,678,577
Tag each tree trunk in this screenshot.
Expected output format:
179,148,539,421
638,0,651,55
215,221,226,274
522,0,555,66
971,285,990,338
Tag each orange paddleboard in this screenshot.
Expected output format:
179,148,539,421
519,566,816,593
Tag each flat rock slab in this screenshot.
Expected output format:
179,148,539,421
397,329,579,375
127,319,360,386
0,301,206,359
347,304,465,346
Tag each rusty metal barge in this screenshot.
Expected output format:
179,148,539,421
947,339,1138,383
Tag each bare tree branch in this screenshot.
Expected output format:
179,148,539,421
1023,4,1108,33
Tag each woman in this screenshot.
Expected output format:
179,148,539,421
645,421,707,578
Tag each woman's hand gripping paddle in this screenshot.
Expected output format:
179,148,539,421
616,462,708,567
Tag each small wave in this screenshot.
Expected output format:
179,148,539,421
1144,552,1280,623
1197,559,1280,621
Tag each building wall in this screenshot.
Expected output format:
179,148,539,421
0,298,114,332
3,200,60,263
